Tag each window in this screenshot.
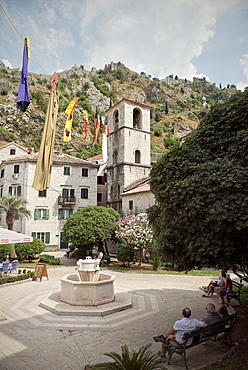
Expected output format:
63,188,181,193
97,176,103,185
81,188,88,199
9,186,21,196
34,209,49,220
63,166,71,176
135,150,141,164
82,168,89,177
38,189,47,197
113,150,118,164
129,200,133,210
97,193,102,202
10,148,16,155
32,232,50,244
114,110,119,130
0,169,4,178
58,209,73,220
133,108,141,129
13,164,19,174
0,186,3,197
61,188,75,202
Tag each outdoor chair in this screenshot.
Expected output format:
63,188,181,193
9,260,18,275
0,261,10,277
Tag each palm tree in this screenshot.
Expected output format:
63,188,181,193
92,343,166,369
0,195,31,259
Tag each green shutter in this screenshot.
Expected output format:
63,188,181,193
58,209,62,220
69,209,73,217
31,232,36,238
34,209,39,220
45,209,50,220
15,213,20,220
45,232,50,244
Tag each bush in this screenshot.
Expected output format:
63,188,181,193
1,88,8,96
15,237,45,262
117,244,134,266
152,251,160,271
39,254,60,265
0,272,32,285
0,244,11,259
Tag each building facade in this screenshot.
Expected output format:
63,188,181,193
0,144,98,249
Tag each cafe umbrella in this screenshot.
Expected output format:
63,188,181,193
0,227,33,244
32,75,59,191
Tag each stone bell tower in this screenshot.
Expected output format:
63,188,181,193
106,98,151,215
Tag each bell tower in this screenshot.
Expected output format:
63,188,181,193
106,98,151,215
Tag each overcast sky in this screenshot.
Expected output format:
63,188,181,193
1,0,248,90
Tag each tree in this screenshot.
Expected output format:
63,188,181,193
15,237,45,262
115,214,153,251
148,89,248,270
62,206,120,255
0,195,31,259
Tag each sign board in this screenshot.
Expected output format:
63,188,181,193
32,263,49,282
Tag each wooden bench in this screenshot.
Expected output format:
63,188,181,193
209,279,243,306
165,314,236,370
225,280,243,306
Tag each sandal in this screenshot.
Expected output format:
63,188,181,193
202,294,209,298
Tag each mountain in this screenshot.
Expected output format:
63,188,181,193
0,61,237,158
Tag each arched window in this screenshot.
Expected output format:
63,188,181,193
133,108,141,129
135,150,141,163
114,110,119,130
113,150,118,164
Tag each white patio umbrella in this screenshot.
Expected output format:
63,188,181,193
0,227,33,244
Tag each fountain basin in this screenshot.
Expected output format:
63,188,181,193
60,272,115,306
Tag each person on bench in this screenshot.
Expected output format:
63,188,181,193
153,307,207,357
202,303,220,336
215,271,232,304
202,269,229,298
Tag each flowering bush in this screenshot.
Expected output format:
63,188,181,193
115,213,153,250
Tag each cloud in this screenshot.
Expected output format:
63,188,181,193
237,54,248,91
75,0,218,80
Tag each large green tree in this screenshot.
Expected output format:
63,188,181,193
0,195,31,259
148,89,248,270
62,206,120,255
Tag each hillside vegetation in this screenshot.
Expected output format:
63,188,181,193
0,61,237,158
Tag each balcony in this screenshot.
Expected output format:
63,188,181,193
58,196,76,205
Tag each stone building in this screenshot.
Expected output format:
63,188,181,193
0,143,98,249
106,98,152,216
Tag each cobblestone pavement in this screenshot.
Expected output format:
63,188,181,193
0,257,237,369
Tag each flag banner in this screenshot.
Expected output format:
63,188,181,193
33,77,59,191
17,38,30,112
63,97,78,143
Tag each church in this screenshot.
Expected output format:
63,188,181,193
105,98,155,217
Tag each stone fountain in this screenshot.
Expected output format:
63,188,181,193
60,257,115,306
39,256,132,316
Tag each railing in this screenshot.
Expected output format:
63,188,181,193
58,196,76,204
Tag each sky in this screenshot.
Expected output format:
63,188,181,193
0,0,248,90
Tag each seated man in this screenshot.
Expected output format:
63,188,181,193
153,307,207,357
202,303,219,336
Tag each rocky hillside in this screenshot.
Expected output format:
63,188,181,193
0,61,237,158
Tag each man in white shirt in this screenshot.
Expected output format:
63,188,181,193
153,307,207,356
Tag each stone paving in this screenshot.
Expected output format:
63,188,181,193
0,255,238,369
